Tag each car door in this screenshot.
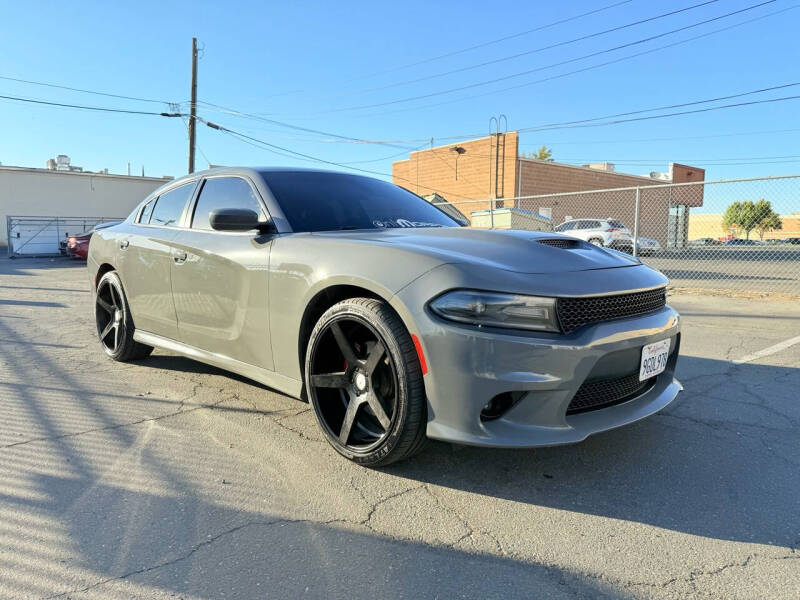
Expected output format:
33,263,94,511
118,181,197,340
170,175,275,370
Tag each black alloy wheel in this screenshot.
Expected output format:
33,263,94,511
305,298,427,466
95,271,153,362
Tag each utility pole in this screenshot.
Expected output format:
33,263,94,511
188,37,198,173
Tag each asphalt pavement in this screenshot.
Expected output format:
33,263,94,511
0,257,798,599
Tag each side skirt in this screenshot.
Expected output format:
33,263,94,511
133,330,303,399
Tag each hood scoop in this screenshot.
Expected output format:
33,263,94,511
537,238,581,249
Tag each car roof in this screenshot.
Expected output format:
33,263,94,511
158,166,379,192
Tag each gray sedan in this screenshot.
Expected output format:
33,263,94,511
88,167,681,466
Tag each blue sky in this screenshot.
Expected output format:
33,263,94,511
1,0,798,196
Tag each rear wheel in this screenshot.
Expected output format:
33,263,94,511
305,298,427,466
95,271,153,362
589,237,605,246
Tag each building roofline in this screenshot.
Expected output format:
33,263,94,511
393,131,520,163
517,156,664,182
0,164,173,182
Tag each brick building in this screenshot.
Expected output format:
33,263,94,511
392,131,705,246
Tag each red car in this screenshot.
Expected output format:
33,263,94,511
66,221,120,259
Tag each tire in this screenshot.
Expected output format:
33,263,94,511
305,297,427,467
589,237,605,246
95,271,153,362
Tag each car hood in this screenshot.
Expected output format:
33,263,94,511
312,227,641,274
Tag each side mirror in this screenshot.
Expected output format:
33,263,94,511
209,208,272,232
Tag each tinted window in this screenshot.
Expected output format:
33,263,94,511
150,183,194,227
608,219,627,229
191,177,266,230
138,199,155,224
555,222,573,232
262,171,459,232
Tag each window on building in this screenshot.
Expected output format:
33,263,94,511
191,177,266,231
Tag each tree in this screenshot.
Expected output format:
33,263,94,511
522,145,554,161
722,199,781,240
754,207,783,240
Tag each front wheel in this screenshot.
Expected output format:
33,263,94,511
589,237,605,246
305,298,427,466
95,271,153,362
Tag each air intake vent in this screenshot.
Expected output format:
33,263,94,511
557,287,667,333
537,238,580,249
567,372,656,414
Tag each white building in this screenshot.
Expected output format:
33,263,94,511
1,157,172,249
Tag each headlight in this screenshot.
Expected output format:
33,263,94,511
429,290,559,332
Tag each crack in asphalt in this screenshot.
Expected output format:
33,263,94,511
0,387,236,450
42,516,343,599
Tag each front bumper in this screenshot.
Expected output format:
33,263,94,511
393,270,681,448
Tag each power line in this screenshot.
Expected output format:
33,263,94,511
198,116,479,201
524,127,800,146
358,0,721,94
193,100,415,151
345,0,635,83
350,3,796,118
0,74,170,104
518,82,800,132
330,0,776,113
0,93,184,117
522,94,800,132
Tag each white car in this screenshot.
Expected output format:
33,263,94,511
634,237,661,256
554,218,632,248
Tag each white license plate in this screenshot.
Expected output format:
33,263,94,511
639,338,671,381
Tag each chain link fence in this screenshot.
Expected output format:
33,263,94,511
431,174,800,295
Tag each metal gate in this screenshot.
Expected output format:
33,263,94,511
6,216,123,257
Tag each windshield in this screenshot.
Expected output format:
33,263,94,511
261,171,459,232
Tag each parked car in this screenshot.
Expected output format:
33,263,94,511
66,221,121,259
725,239,762,246
632,237,662,256
688,237,718,246
554,218,632,249
88,168,681,466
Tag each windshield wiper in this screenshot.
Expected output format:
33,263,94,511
334,225,361,230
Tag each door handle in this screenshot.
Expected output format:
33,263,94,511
173,251,188,263
119,239,129,250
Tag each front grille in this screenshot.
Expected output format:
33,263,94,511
567,372,655,415
537,238,580,249
557,287,666,333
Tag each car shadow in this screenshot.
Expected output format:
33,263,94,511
126,351,800,550
383,355,800,550
137,353,283,394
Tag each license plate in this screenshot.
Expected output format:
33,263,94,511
639,338,671,381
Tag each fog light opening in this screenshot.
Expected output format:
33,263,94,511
480,392,522,422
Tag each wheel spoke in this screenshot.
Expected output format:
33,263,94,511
109,286,120,309
311,373,350,389
99,320,114,342
339,397,362,445
96,296,114,315
365,392,391,430
113,323,120,351
331,322,359,367
363,341,385,375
